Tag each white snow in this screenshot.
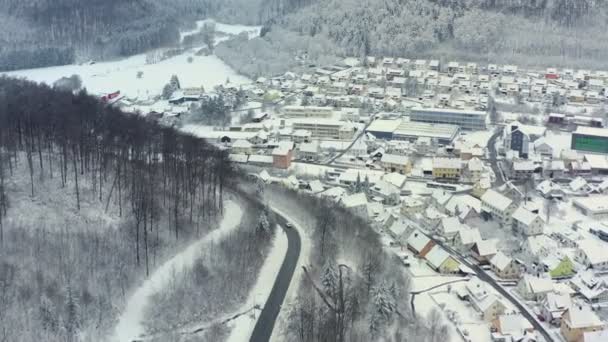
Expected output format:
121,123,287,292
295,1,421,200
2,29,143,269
3,52,250,99
225,225,289,342
112,200,243,342
3,22,256,99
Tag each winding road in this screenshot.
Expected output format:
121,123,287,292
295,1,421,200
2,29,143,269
249,208,302,342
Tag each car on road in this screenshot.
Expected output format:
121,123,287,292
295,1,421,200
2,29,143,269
285,222,293,229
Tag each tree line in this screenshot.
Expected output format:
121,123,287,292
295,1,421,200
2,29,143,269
0,76,234,270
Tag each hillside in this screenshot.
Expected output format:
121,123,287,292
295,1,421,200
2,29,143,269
0,0,261,71
0,76,234,341
216,0,608,77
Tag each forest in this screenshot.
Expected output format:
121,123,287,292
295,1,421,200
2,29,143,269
214,0,608,77
0,76,234,341
0,0,258,71
260,185,451,342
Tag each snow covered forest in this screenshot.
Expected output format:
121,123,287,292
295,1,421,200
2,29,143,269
216,0,608,77
0,76,234,341
0,0,262,71
262,185,450,342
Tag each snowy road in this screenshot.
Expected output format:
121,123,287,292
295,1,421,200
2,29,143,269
112,200,243,342
248,208,302,342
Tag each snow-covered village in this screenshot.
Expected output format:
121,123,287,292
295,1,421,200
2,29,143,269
3,2,608,342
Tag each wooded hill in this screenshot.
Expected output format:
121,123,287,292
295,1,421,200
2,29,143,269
0,76,234,341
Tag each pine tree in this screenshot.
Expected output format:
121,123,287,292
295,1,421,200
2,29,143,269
321,262,338,300
40,295,58,334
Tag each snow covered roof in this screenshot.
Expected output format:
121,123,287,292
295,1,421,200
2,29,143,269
299,141,319,154
512,206,543,226
578,239,608,265
497,314,533,336
445,195,481,214
433,157,461,169
407,230,432,253
584,154,608,170
440,216,466,235
248,154,273,165
565,305,603,328
481,189,513,211
570,177,589,192
584,330,608,342
432,189,453,206
381,153,410,165
425,245,453,269
490,251,513,271
473,239,497,256
232,139,253,148
467,157,484,171
341,192,368,208
542,292,571,312
512,160,536,171
520,275,554,294
457,228,482,245
382,172,407,188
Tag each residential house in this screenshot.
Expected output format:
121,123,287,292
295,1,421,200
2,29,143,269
541,292,572,325
453,228,482,251
512,206,545,236
517,275,554,301
569,271,608,304
401,196,426,215
492,314,535,341
380,154,411,175
438,216,468,240
232,139,254,155
464,278,507,322
472,177,491,198
432,157,462,180
543,160,566,179
471,239,498,264
575,240,608,270
272,147,293,169
425,245,460,274
573,196,608,220
536,180,566,199
524,235,558,260
560,305,605,342
481,189,518,226
511,160,537,180
297,141,319,161
466,157,484,182
407,230,435,257
490,252,521,279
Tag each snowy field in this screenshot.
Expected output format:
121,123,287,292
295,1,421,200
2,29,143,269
2,22,257,99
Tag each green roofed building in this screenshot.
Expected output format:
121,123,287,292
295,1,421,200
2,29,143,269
571,126,608,154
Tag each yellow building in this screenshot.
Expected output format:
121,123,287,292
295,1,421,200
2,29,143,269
380,154,412,175
560,306,604,342
432,157,462,180
426,245,460,274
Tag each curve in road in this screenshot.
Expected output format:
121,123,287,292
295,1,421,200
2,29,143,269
249,210,302,342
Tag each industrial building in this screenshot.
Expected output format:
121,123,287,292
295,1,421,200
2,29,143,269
365,119,459,145
282,105,334,118
291,119,355,140
410,107,487,131
571,126,608,154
